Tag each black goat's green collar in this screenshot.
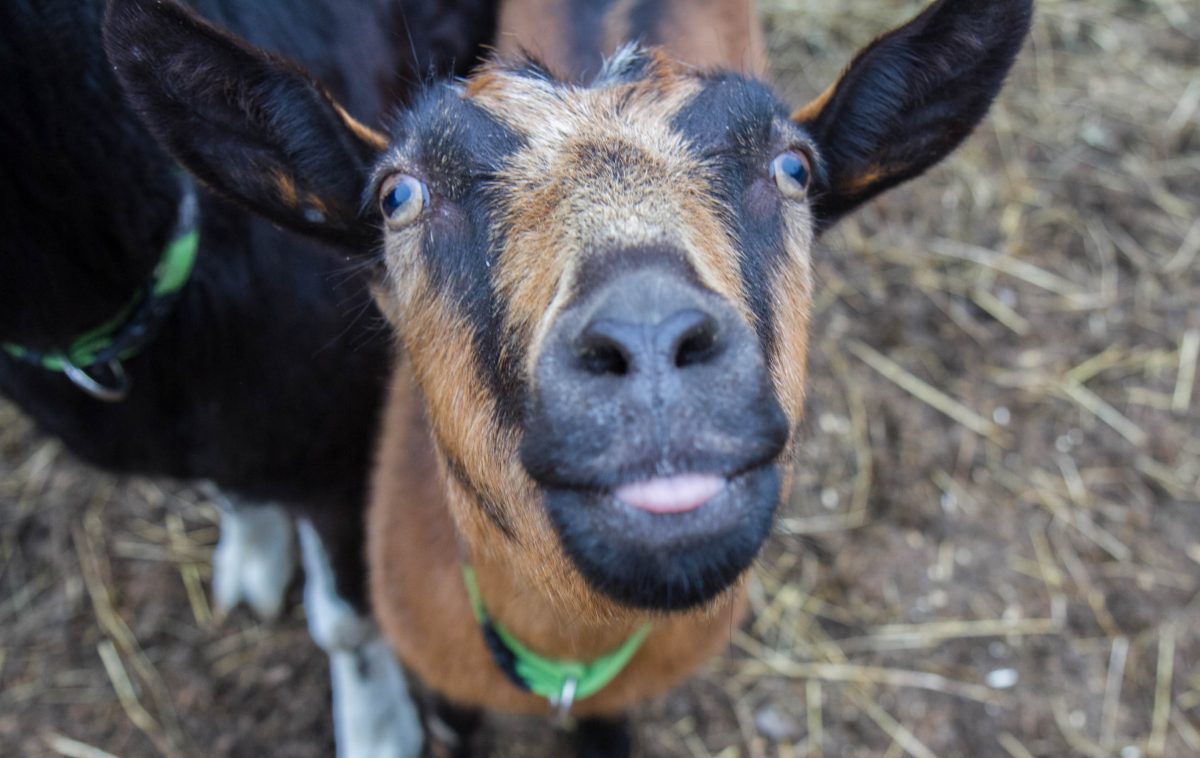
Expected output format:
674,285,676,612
462,565,652,719
2,177,199,401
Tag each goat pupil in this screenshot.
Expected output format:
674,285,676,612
778,152,808,187
383,182,413,217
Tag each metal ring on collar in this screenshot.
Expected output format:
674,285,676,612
62,357,129,402
551,677,578,725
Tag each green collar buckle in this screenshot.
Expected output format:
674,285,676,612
462,564,652,720
2,176,200,402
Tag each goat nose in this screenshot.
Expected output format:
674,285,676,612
577,308,722,377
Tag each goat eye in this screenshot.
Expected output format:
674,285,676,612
770,150,811,199
379,174,428,229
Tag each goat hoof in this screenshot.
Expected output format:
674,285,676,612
211,501,296,621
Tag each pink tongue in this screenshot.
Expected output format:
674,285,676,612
615,474,726,514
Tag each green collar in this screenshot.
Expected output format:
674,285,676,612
2,177,199,401
462,565,652,716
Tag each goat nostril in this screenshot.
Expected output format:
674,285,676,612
671,311,721,369
577,321,630,376
574,310,722,376
579,343,628,376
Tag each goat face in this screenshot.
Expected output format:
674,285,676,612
368,52,810,611
105,0,1033,615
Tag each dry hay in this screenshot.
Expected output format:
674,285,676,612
2,0,1198,755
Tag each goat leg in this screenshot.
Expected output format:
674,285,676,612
202,483,295,622
299,519,424,758
573,714,633,758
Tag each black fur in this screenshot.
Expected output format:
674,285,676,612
1,0,498,607
388,87,530,431
671,74,805,361
103,0,384,250
574,715,633,758
540,467,781,610
799,0,1034,227
423,695,631,758
0,0,178,347
106,3,531,433
422,695,484,758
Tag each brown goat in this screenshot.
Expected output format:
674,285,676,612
495,0,766,79
105,0,1033,754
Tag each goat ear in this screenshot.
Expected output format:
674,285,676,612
794,0,1033,230
103,0,387,250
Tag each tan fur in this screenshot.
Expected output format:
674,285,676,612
841,164,898,196
272,166,343,219
368,0,818,718
466,56,750,374
771,202,816,427
791,79,837,124
302,193,329,217
332,101,389,151
272,170,299,208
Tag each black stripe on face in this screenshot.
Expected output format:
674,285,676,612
670,75,796,361
394,87,529,431
445,456,517,541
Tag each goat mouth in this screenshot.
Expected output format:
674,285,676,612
613,473,727,514
540,463,780,611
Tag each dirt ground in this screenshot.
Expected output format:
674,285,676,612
2,1,1198,756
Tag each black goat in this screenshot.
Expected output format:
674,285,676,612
0,0,497,754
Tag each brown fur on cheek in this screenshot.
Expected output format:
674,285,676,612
378,231,656,627
770,204,816,432
490,179,574,386
763,207,814,500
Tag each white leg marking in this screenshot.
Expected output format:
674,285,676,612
211,497,296,621
297,519,373,649
329,638,425,758
298,519,424,758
